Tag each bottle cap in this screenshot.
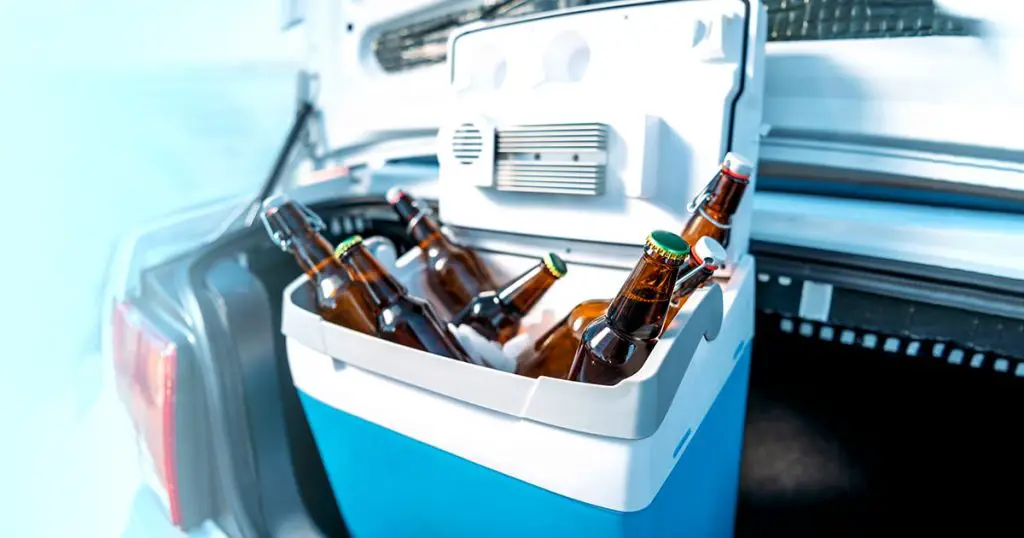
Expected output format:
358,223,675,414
386,187,407,205
692,236,727,271
722,152,753,180
261,193,289,215
260,195,318,251
334,235,364,258
646,230,690,262
542,253,568,279
260,196,291,236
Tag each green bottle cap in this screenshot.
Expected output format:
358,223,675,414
334,235,364,258
542,252,568,279
646,230,690,261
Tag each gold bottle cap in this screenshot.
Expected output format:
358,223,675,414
542,252,568,279
334,235,364,258
646,230,690,261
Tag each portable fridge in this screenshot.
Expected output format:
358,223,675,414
284,1,767,536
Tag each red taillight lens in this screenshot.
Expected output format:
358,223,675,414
111,300,182,527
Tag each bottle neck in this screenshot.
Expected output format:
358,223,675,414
672,265,715,302
497,262,559,316
291,232,346,279
606,247,681,340
267,201,341,278
410,217,452,252
701,169,750,225
339,244,407,306
392,194,452,250
391,192,423,221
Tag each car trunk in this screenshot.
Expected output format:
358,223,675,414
184,193,1022,537
168,1,1023,532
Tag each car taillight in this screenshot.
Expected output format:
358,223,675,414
111,300,182,527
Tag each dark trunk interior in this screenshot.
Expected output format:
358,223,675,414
215,203,1022,537
739,313,1023,537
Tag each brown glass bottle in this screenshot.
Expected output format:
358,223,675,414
517,299,606,379
567,231,690,386
680,152,753,249
334,235,472,362
387,188,496,314
452,253,568,344
520,238,712,379
260,197,377,335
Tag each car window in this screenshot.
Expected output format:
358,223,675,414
373,0,975,74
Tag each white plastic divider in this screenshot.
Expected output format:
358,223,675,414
281,259,725,441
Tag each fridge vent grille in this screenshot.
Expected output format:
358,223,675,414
493,123,609,196
452,123,484,165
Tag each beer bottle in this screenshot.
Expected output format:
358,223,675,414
520,237,720,379
680,152,753,248
260,196,377,335
661,237,727,330
452,253,568,344
334,235,473,362
567,231,690,385
387,188,497,314
516,299,606,379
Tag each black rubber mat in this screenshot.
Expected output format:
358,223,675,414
736,313,1023,536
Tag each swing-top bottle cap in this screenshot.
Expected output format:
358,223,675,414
722,152,753,180
260,194,328,251
646,230,690,262
261,195,301,229
692,236,727,271
542,253,568,279
260,195,293,234
386,187,407,205
334,235,364,258
387,187,433,226
262,193,289,214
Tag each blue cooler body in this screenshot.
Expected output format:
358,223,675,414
296,346,751,538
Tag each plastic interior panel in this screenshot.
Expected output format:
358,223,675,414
307,0,458,151
761,37,1024,191
202,260,334,536
437,0,766,264
280,251,742,440
752,192,1024,282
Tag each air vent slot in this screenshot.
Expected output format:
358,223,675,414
494,123,609,196
452,123,483,165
